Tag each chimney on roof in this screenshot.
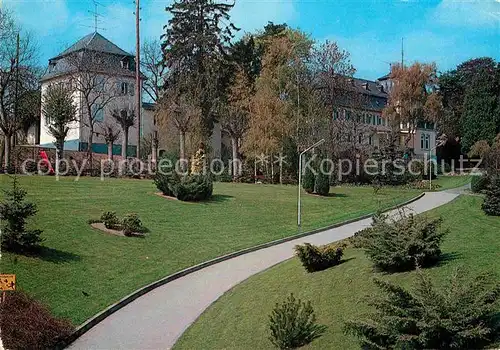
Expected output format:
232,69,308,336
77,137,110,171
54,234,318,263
362,82,369,90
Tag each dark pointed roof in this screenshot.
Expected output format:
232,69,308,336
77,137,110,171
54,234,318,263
377,73,391,81
51,32,133,60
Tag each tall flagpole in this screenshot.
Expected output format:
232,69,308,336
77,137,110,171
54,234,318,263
135,0,141,159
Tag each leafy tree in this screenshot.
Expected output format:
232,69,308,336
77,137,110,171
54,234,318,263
383,63,443,149
437,70,463,139
161,0,238,138
42,85,77,159
219,67,252,179
0,176,43,252
17,87,41,143
345,269,500,350
482,176,500,216
460,60,500,152
230,36,261,81
242,34,298,182
269,294,326,349
111,108,136,159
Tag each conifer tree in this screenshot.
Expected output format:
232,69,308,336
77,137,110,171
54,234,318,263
161,0,238,138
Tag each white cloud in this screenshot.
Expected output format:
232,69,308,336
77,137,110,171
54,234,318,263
431,0,500,27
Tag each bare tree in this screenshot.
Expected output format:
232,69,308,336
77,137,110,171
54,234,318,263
157,75,201,171
0,11,38,169
142,39,166,103
141,39,166,163
65,50,119,167
110,108,135,159
97,122,120,160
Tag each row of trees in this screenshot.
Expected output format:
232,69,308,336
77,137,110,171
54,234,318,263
154,0,466,183
0,9,40,169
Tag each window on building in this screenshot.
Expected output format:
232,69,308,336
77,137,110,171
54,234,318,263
367,115,372,125
121,82,128,95
345,110,351,121
369,136,373,145
358,134,363,144
377,116,382,125
121,59,130,70
420,133,431,150
333,110,339,120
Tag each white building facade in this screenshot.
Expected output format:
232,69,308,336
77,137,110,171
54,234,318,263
38,32,155,156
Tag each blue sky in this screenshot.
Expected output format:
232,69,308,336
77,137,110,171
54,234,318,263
4,0,500,80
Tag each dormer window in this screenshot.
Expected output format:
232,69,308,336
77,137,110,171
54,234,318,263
121,59,130,70
49,61,56,72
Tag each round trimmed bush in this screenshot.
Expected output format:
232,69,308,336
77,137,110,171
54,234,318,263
482,177,500,216
314,172,330,196
471,174,489,193
302,166,315,194
176,174,213,202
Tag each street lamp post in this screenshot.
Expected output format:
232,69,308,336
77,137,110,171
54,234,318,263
298,139,325,228
428,135,447,190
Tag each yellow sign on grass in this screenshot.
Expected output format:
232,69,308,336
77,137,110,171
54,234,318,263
0,274,16,291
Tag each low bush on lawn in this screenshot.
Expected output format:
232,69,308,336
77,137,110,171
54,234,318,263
360,211,446,272
471,174,489,193
269,294,326,349
482,176,500,216
90,212,148,235
0,290,74,350
122,213,148,236
302,166,315,194
100,211,120,229
176,174,213,201
153,172,178,197
295,243,343,272
314,172,330,196
345,269,500,350
154,173,213,201
0,176,43,252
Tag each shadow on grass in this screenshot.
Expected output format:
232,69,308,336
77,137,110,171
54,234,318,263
435,251,461,267
309,257,356,273
23,246,81,264
329,193,348,198
202,194,234,204
373,252,461,274
307,193,348,198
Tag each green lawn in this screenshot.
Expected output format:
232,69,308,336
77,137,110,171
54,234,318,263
174,195,499,350
0,175,420,325
432,175,471,190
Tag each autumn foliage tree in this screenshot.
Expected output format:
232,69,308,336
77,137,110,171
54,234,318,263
243,35,296,182
383,63,443,150
219,67,253,179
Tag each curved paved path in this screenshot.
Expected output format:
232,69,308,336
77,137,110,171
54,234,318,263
69,190,460,350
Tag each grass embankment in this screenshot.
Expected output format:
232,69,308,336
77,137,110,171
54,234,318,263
174,195,498,350
0,176,420,325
